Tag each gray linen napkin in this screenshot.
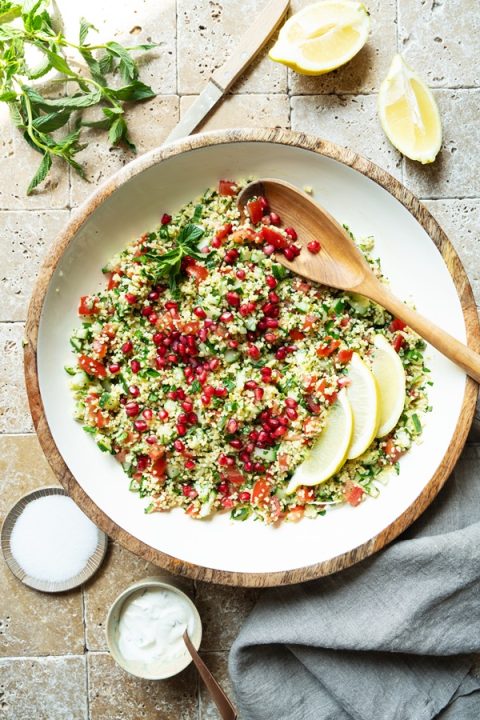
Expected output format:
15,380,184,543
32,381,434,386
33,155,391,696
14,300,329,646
229,444,480,720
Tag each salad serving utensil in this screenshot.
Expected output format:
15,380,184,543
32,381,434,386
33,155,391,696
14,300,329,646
238,178,480,384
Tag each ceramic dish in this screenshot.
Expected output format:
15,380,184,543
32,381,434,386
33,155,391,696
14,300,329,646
24,129,479,586
106,576,202,679
1,486,108,592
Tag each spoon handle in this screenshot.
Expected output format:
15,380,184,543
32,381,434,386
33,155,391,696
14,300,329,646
183,631,237,720
369,284,480,383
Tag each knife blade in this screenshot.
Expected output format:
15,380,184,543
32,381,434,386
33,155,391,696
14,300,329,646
164,0,290,144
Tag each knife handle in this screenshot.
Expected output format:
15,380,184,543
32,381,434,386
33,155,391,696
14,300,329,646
211,0,290,92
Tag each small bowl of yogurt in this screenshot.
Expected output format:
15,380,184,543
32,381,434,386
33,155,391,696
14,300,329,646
106,576,202,679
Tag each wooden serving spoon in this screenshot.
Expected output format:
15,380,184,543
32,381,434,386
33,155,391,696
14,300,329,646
237,178,480,384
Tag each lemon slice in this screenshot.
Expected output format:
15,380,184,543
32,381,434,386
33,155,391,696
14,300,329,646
371,334,406,438
287,389,352,494
269,1,370,76
378,54,442,164
346,352,379,459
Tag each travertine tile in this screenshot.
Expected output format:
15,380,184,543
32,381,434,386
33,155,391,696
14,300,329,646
0,435,85,657
88,652,198,720
0,105,69,211
288,0,397,94
177,0,287,94
399,0,480,88
180,94,290,132
0,323,32,433
84,542,193,651
403,90,480,199
59,0,177,94
291,93,402,178
195,583,260,652
198,652,234,720
70,95,179,206
0,210,69,322
0,656,87,720
423,199,480,307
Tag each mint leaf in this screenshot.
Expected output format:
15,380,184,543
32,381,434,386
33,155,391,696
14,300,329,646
27,152,52,194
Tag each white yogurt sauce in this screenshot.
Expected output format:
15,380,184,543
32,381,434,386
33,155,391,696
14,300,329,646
115,587,196,673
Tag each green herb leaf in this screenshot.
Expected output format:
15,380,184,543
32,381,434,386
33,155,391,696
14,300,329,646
105,41,138,82
110,81,156,102
0,2,21,24
32,110,71,132
45,49,77,77
0,90,16,102
79,17,97,45
27,152,51,194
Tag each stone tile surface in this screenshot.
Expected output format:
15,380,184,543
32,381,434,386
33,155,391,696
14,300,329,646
84,542,193,651
88,652,197,720
399,0,480,88
180,93,290,132
195,583,260,651
424,199,480,306
0,210,69,322
0,435,85,657
177,0,287,95
291,93,402,177
288,0,397,94
0,323,32,433
403,90,480,199
0,656,87,720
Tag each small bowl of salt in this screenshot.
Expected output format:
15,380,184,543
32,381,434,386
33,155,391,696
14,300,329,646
1,486,107,592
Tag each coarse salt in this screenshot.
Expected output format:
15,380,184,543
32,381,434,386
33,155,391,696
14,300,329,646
10,495,99,583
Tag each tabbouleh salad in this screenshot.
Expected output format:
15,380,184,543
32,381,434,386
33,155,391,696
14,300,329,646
67,178,431,524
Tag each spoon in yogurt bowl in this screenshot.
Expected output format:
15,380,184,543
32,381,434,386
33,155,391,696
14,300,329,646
237,178,480,383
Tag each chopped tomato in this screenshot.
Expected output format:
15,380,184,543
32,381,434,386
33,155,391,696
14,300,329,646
296,280,311,293
102,323,117,339
78,354,107,378
344,483,364,507
340,316,350,327
105,271,121,290
259,226,287,249
85,394,108,428
278,453,290,471
186,504,200,517
215,223,232,242
226,466,245,486
304,374,318,392
186,262,209,282
148,445,165,461
324,391,338,405
303,314,316,330
92,339,107,359
306,396,321,414
392,334,405,353
251,478,272,506
389,318,407,332
267,495,282,522
337,348,353,364
286,505,305,522
289,329,305,341
179,320,201,334
230,228,259,244
218,179,238,196
246,197,264,224
385,438,404,463
151,456,167,479
296,487,315,503
78,295,99,316
316,337,341,357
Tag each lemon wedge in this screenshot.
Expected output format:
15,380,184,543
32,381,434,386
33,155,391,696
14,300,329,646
286,389,353,494
378,54,442,163
269,1,370,76
371,334,406,438
345,352,379,459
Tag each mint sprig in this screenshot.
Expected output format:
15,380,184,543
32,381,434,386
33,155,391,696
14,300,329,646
0,0,158,193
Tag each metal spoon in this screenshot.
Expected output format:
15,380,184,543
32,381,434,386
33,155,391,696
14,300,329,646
237,178,480,383
183,630,237,720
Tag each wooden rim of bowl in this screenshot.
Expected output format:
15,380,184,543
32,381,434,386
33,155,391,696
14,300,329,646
24,128,480,587
1,486,108,593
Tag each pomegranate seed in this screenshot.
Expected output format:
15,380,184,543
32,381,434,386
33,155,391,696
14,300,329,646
239,303,253,317
244,461,254,472
283,246,296,261
142,408,153,421
220,311,234,323
148,290,160,301
249,429,259,441
274,426,287,438
201,394,210,406
130,360,141,373
285,397,298,408
218,481,229,494
155,357,166,369
266,275,277,289
269,212,281,226
224,249,239,265
209,358,220,371
129,385,140,397
193,306,206,319
226,456,235,466
226,291,240,307
265,318,279,329
178,413,188,425
185,459,196,470
254,387,264,402
226,418,239,434
258,431,270,444
263,244,275,256
182,400,193,412
134,419,147,432
187,412,198,425
286,407,298,420
174,439,185,452
228,340,238,349
148,313,158,324
276,347,287,360
142,305,153,317
176,388,186,400
261,366,272,377
165,301,178,311
268,291,280,303
182,484,192,496
161,213,171,225
176,423,187,436
109,363,120,373
137,455,149,472
218,453,229,467
125,293,137,304
229,439,243,449
146,435,158,445
244,380,257,390
307,240,321,254
239,491,251,501
158,409,169,420
168,390,177,400
122,340,133,354
253,462,266,473
204,385,215,398
285,227,297,240
214,386,228,397
236,269,246,280
264,333,276,344
125,402,140,417
247,344,261,360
